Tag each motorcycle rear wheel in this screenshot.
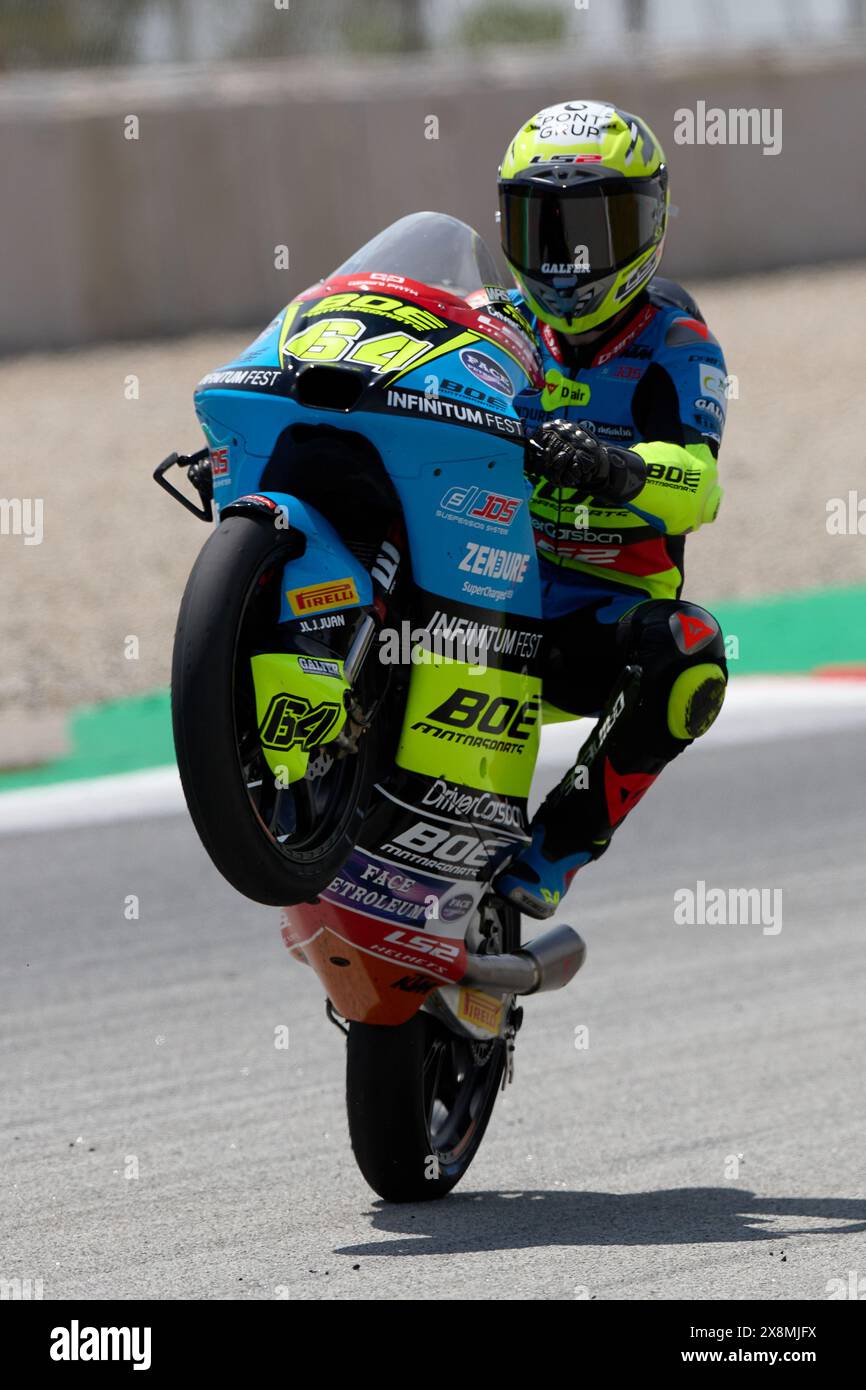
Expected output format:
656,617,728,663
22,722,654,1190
345,902,520,1202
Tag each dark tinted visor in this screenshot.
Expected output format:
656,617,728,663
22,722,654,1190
499,178,664,283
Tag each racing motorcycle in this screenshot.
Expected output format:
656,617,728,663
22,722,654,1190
156,212,586,1202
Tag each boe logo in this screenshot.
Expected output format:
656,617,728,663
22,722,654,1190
388,821,509,870
427,688,539,740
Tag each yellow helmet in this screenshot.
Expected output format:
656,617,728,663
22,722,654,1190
498,100,669,334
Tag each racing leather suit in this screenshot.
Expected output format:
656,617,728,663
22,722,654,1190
498,276,729,910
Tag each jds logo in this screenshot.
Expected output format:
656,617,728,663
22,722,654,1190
439,486,522,527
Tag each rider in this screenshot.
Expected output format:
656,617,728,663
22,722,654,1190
492,100,729,919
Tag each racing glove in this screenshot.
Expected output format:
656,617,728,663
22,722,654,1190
528,420,646,505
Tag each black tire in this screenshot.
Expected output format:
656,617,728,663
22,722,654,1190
346,902,519,1202
172,513,383,906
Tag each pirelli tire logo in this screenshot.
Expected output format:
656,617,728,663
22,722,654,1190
458,987,504,1035
412,687,540,756
286,577,359,616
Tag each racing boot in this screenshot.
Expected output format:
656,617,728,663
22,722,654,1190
494,821,596,920
494,665,642,919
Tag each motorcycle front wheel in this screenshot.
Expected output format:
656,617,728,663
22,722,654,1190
171,512,385,906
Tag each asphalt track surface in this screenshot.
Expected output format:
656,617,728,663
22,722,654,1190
2,718,865,1301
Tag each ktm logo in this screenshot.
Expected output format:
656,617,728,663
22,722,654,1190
391,975,437,994
258,693,341,751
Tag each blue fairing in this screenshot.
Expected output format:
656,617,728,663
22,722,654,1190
194,302,543,621
223,490,373,622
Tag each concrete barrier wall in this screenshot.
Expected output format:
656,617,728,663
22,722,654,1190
1,43,864,352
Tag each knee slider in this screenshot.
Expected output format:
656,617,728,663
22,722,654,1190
618,600,727,743
668,662,726,740
618,599,727,673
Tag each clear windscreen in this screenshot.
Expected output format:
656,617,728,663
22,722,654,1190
331,211,506,301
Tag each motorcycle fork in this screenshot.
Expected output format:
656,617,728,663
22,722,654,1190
332,531,405,756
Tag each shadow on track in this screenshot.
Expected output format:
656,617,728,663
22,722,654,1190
336,1188,866,1259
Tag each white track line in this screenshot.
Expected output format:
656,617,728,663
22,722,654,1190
0,765,185,835
0,678,863,836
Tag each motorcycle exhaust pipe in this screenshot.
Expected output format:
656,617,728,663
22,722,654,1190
460,924,586,996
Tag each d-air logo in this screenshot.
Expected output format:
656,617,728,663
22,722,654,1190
258,693,342,751
541,368,591,412
286,577,359,615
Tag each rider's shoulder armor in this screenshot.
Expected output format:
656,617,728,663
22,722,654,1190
646,277,704,322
